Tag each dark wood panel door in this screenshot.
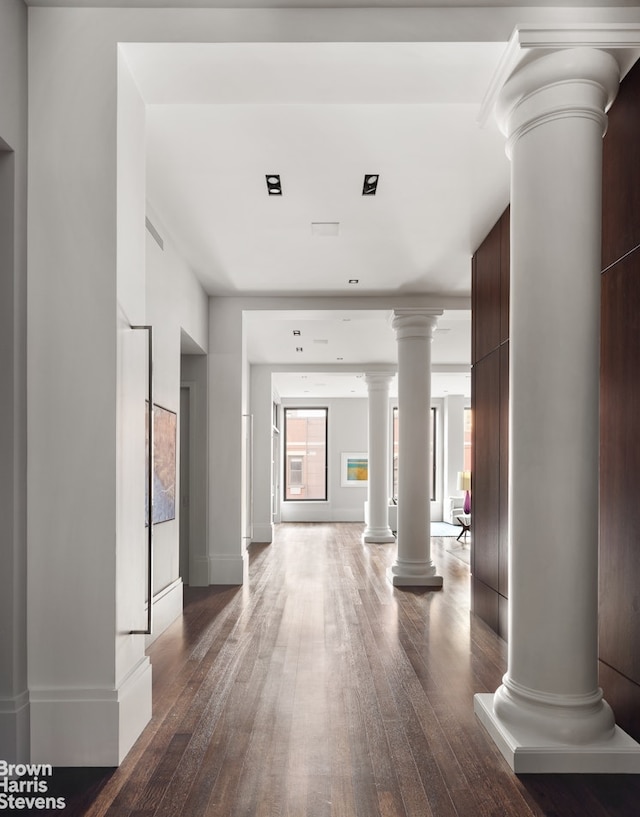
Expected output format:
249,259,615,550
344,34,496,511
472,352,500,593
600,249,640,685
602,60,640,271
498,342,509,598
500,207,510,344
473,219,502,363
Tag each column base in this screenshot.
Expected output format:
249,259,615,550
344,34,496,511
363,526,395,544
387,562,443,588
475,693,640,773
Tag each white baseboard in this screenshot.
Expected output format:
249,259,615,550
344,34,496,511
281,506,365,523
30,657,152,767
190,556,210,586
208,551,248,585
145,578,183,647
0,690,30,762
251,522,273,544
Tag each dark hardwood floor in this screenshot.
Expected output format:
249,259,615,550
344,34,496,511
44,524,640,816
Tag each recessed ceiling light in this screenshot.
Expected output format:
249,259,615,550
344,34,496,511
337,357,344,361
362,174,379,196
266,175,282,195
296,347,303,352
348,279,359,285
293,329,301,336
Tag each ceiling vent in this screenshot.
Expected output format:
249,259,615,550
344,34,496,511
311,222,339,237
362,174,379,196
266,175,282,195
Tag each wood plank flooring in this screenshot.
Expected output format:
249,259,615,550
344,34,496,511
47,524,640,816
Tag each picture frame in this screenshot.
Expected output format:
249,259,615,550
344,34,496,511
145,402,177,525
341,452,368,487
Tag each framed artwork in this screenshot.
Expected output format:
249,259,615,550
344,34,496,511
341,452,368,487
145,403,177,525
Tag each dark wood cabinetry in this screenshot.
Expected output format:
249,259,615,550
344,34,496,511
471,207,509,640
598,61,640,742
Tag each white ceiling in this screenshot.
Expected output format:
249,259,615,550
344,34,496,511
113,6,639,398
125,39,511,396
136,42,510,298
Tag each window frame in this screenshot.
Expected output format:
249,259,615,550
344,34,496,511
283,406,329,502
392,405,437,502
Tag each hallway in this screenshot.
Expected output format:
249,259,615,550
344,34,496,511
51,524,639,816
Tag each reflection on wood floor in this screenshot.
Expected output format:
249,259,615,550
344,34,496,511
52,523,640,816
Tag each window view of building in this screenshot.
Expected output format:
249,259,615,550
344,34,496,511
464,407,473,472
392,406,437,501
284,408,328,501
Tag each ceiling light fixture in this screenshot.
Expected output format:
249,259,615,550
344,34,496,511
296,347,303,352
266,175,282,195
362,174,379,196
292,329,301,336
348,279,359,285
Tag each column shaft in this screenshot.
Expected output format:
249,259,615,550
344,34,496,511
388,309,442,587
364,373,395,543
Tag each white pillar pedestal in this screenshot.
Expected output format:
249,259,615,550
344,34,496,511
364,372,396,543
475,29,640,774
388,309,442,587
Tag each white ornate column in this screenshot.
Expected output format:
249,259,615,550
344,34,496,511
388,308,442,587
474,27,640,773
364,372,395,543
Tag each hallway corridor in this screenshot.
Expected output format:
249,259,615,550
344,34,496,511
50,524,639,816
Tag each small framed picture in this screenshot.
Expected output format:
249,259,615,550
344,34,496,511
341,452,368,487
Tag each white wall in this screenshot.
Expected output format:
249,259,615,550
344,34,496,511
28,10,139,766
0,0,28,764
250,365,275,543
207,298,248,583
181,353,209,585
280,397,369,522
145,204,208,629
443,394,467,510
145,207,208,594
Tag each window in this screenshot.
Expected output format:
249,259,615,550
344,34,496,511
284,408,328,501
289,457,303,485
392,406,437,502
464,407,473,472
